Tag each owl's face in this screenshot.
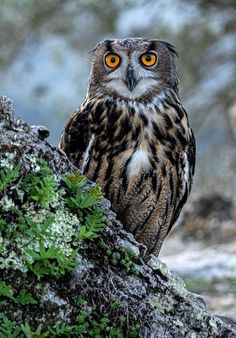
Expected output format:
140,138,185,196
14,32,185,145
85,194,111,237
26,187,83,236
88,38,179,100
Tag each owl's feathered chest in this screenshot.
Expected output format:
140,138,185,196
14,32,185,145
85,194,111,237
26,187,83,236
81,94,191,181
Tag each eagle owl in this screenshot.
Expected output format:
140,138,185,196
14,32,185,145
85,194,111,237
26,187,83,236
59,38,195,259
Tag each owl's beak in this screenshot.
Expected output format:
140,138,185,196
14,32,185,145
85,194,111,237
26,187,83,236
125,66,137,92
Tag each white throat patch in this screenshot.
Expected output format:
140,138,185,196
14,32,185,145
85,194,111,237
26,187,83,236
107,78,157,99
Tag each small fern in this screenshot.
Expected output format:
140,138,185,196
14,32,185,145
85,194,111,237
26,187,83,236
0,314,20,338
0,281,14,301
30,176,57,207
19,214,54,246
66,185,103,209
14,289,37,305
20,160,57,208
62,172,87,192
48,322,76,337
79,207,105,240
26,243,77,279
0,163,21,192
21,322,49,338
0,282,37,305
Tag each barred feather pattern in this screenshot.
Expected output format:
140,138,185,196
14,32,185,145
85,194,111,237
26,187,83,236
60,88,195,258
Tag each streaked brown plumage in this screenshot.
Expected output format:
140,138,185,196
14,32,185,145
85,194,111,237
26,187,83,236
59,38,195,259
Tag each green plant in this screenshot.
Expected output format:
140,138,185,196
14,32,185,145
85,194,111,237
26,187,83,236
128,325,140,338
19,214,54,246
62,171,87,192
26,243,77,279
78,206,105,240
73,298,139,338
0,281,14,301
20,160,57,208
0,281,37,305
63,172,105,240
111,300,125,310
0,314,20,338
0,217,6,232
0,163,21,193
65,185,103,209
48,322,76,337
99,241,139,276
14,289,37,305
21,322,49,338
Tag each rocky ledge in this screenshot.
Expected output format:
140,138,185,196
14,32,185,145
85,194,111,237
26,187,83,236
0,95,236,338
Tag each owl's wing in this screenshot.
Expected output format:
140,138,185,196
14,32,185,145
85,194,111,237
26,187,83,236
59,107,91,167
167,127,196,234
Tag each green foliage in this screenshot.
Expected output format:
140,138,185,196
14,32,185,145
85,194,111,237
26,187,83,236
20,160,57,208
0,163,21,193
0,314,20,338
99,241,139,276
0,217,7,232
0,162,116,334
78,206,105,240
65,184,103,209
0,281,37,305
19,214,54,246
63,171,103,209
63,171,105,240
0,281,14,301
0,162,106,280
0,296,139,338
21,322,49,338
48,322,76,337
26,243,77,279
62,171,87,192
128,325,140,338
74,300,139,338
75,309,125,338
111,300,125,310
30,175,57,207
0,315,49,338
14,289,37,305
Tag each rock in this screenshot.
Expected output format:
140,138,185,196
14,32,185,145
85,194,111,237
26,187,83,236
0,95,236,337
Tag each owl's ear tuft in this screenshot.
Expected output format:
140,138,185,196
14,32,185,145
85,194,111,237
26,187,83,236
89,39,113,55
88,45,99,55
88,40,105,55
163,42,178,58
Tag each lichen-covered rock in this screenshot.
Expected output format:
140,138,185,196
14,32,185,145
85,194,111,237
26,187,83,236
0,95,236,337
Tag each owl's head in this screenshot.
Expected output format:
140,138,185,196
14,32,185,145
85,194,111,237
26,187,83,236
88,38,179,101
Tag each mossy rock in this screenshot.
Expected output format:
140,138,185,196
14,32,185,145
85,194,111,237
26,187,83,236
0,96,236,337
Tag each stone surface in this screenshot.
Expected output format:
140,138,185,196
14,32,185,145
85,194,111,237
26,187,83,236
0,95,236,337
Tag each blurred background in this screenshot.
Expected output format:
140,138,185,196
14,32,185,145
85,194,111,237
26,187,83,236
0,0,235,318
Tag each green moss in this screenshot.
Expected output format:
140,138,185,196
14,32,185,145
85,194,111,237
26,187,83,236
99,240,139,276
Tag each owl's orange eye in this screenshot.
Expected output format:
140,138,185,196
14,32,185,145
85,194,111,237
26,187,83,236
105,53,121,68
140,52,157,67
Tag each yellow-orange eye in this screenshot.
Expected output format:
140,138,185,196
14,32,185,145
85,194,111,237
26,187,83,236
140,52,157,67
105,53,121,68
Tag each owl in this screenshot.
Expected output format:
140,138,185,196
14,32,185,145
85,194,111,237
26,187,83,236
59,38,195,259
